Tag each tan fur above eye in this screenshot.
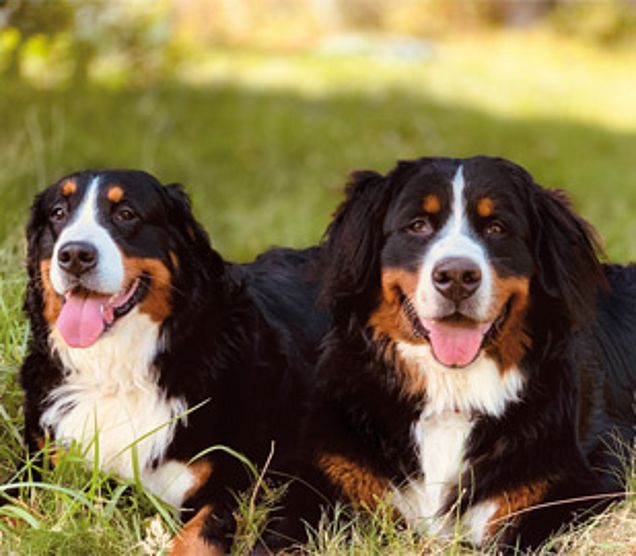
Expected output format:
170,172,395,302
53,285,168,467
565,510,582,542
61,179,77,197
422,194,441,214
477,197,494,218
107,185,124,203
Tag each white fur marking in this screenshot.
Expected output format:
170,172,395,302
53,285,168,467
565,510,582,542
143,460,197,508
398,342,524,418
50,177,124,295
42,308,190,506
393,410,472,536
392,342,524,540
464,500,498,546
416,165,493,321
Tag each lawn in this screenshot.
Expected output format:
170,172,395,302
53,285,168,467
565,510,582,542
0,32,635,554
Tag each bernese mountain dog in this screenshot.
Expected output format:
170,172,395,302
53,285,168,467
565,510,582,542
20,170,328,555
279,156,636,551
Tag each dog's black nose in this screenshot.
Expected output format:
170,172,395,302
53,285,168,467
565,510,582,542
58,241,98,276
432,257,482,303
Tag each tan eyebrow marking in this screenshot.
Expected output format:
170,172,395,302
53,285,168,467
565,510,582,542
107,185,124,203
477,197,494,218
422,194,441,214
61,179,77,197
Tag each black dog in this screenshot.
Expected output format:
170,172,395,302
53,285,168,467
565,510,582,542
280,156,636,551
20,170,328,554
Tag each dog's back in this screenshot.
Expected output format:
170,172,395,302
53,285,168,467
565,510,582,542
234,246,330,379
581,264,636,487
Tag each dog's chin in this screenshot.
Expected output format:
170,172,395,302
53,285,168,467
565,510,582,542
400,295,511,369
54,274,149,348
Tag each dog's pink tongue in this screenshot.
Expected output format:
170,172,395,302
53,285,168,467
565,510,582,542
423,319,491,368
56,292,110,348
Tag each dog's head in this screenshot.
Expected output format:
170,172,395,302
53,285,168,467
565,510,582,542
26,170,219,349
321,156,605,371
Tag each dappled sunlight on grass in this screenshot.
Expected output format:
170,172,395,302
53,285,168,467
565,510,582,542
425,32,636,132
175,32,636,133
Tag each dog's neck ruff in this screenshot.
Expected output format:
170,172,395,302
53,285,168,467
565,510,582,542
41,308,187,489
397,341,525,418
391,340,525,537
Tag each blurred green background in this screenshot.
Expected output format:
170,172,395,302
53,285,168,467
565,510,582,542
1,0,635,262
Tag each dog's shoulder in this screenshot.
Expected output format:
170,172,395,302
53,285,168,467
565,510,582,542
231,246,330,371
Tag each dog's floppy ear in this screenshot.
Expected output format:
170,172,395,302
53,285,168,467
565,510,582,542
319,170,392,318
161,183,224,279
25,190,47,271
530,183,607,330
162,183,210,246
24,190,48,320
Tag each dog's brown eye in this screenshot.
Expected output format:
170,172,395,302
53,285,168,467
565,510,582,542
408,218,433,236
116,207,137,222
50,206,67,223
484,221,506,236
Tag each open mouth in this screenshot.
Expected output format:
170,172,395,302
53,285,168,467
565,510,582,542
55,273,149,348
400,293,511,368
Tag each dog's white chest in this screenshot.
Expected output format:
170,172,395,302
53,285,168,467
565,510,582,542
393,342,525,540
41,310,192,506
393,410,473,533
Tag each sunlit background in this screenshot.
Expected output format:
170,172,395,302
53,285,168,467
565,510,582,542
1,0,635,261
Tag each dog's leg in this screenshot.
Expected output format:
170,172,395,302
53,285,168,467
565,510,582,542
168,505,226,556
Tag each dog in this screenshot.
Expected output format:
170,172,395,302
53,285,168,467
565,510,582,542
20,170,328,554
280,156,636,551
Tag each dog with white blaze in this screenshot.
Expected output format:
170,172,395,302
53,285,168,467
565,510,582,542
20,169,329,554
273,156,636,552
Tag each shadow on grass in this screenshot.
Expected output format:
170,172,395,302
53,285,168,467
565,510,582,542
0,81,635,261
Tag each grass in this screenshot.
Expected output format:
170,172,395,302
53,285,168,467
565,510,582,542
0,31,635,554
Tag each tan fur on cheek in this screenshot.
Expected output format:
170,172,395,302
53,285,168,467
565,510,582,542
317,452,388,509
39,260,62,325
123,257,172,323
487,274,531,372
168,505,223,556
369,268,428,397
369,268,420,342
